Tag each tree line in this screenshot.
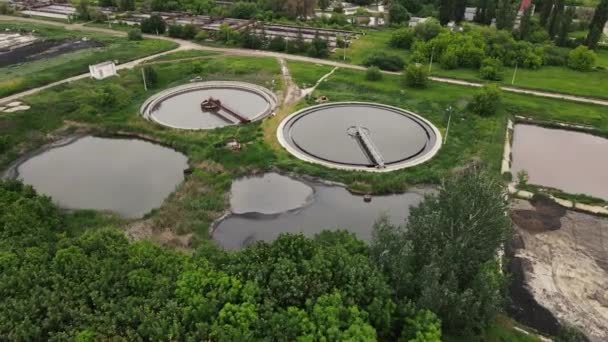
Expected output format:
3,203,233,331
0,168,511,340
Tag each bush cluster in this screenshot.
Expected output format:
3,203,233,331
363,52,405,71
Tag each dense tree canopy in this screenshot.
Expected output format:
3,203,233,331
371,170,511,334
0,163,514,340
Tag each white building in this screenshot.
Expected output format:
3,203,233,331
409,17,431,27
89,61,117,80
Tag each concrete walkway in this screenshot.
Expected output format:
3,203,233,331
2,15,608,107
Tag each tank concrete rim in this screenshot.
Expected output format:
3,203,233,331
277,102,443,172
140,81,278,130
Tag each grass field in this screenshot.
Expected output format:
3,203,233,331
334,29,412,65
0,22,177,97
344,29,608,99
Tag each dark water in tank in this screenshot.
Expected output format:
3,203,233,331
511,124,608,200
150,88,270,129
287,104,436,166
213,173,424,249
10,136,188,218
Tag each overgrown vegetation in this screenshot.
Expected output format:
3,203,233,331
0,168,513,340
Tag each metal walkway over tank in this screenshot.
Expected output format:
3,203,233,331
350,126,385,168
201,97,250,124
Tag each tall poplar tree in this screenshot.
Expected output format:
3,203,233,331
586,0,608,49
557,6,575,46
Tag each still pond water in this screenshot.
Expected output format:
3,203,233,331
511,124,608,200
213,173,424,249
11,136,188,218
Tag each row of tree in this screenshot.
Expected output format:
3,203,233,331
0,166,510,339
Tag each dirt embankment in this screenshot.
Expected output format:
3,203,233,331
508,198,608,341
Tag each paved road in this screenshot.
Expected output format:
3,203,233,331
2,15,608,107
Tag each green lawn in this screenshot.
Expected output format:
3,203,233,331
344,29,608,99
434,64,608,99
286,60,335,88
334,29,411,66
0,22,177,97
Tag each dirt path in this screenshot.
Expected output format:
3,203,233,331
277,58,302,108
2,15,608,107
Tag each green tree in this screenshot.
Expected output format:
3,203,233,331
454,0,467,22
586,0,608,49
371,170,511,334
439,0,453,25
230,1,258,19
141,14,166,34
547,0,565,37
518,6,533,40
117,0,135,11
470,84,502,116
389,3,410,24
399,309,442,342
403,64,429,88
389,28,415,49
413,18,442,41
474,0,495,25
567,45,596,71
540,0,554,27
556,6,575,46
76,0,91,21
495,0,518,30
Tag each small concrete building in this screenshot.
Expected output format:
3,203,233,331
89,61,117,80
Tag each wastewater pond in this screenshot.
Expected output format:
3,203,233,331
6,136,188,218
511,124,608,200
213,173,424,249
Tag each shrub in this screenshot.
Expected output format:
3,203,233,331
195,30,209,41
567,46,596,71
439,48,459,70
544,46,568,66
127,28,143,41
389,28,415,49
268,36,287,51
479,58,503,81
168,25,183,38
365,66,382,81
403,64,428,88
307,35,330,58
363,52,405,71
470,85,501,116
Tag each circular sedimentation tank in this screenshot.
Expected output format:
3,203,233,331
141,81,278,130
278,102,442,172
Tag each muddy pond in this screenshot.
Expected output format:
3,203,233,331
212,173,424,249
4,136,188,218
511,124,608,200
